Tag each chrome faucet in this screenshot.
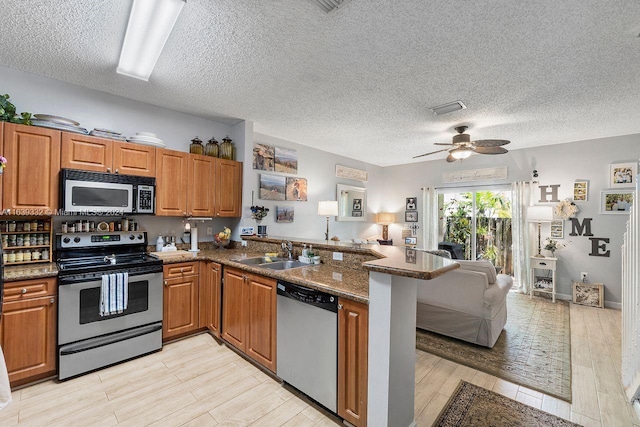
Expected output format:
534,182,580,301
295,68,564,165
281,241,293,260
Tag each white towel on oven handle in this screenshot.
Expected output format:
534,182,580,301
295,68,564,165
116,272,129,313
100,274,110,316
100,273,129,316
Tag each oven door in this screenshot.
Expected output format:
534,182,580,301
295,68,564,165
58,271,162,345
64,179,134,214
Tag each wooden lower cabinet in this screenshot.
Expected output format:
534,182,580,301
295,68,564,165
0,277,57,387
162,262,200,341
201,261,222,337
221,267,277,372
338,298,369,427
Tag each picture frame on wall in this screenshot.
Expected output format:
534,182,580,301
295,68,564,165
609,162,637,188
259,174,286,201
600,189,634,214
550,220,564,239
275,206,295,223
573,181,588,202
405,211,418,222
406,197,417,211
285,177,307,201
572,281,604,308
253,143,275,171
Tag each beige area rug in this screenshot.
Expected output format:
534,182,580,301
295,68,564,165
433,381,581,426
416,292,572,402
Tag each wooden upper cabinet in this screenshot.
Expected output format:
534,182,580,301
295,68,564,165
188,154,215,217
215,158,242,217
61,133,113,172
155,148,188,216
2,123,61,213
112,141,156,177
338,298,369,427
61,134,156,177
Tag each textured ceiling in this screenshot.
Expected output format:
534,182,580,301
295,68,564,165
1,0,639,166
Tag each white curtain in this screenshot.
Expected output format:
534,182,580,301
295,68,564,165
422,187,439,250
512,181,532,293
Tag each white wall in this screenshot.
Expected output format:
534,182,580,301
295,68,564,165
382,134,640,306
239,133,384,242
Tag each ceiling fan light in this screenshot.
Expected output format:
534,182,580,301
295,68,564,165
450,148,473,160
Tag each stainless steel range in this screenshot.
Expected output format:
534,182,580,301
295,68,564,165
56,231,163,380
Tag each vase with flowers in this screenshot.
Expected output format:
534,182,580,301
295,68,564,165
544,238,570,257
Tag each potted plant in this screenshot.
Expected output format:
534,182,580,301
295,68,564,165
0,94,32,125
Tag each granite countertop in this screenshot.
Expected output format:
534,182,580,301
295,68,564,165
362,245,460,280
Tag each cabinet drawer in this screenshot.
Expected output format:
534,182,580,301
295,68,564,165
163,262,199,279
3,277,57,302
531,258,556,270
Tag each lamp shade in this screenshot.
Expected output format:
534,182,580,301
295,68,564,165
527,205,553,222
376,212,395,225
318,201,339,216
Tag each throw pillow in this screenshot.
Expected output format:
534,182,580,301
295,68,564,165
456,259,497,284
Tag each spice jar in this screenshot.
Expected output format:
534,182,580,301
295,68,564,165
205,137,219,157
23,250,32,262
8,221,16,232
1,235,7,248
32,250,41,260
30,235,37,246
42,248,49,260
219,135,234,160
15,250,24,262
68,223,76,233
61,222,68,233
31,220,38,231
44,234,50,245
16,235,24,246
189,137,204,155
37,234,44,246
44,221,50,231
7,252,15,263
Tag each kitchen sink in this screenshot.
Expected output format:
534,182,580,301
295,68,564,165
232,256,285,265
260,260,308,270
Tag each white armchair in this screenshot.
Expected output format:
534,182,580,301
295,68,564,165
416,259,513,348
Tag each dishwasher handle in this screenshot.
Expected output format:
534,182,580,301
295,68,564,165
277,281,338,313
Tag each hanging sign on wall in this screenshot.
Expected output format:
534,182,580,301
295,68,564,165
336,165,368,182
442,166,507,183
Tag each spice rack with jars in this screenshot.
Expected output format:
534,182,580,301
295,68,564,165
1,218,53,265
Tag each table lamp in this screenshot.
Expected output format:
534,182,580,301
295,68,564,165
376,212,395,240
318,201,338,241
527,205,553,257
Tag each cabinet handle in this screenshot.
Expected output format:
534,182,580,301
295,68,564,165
539,262,547,266
115,169,119,174
50,297,55,304
180,267,184,273
183,212,187,216
338,303,343,310
107,168,111,173
21,288,27,294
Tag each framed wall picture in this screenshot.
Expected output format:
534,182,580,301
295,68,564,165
609,162,637,188
572,282,604,308
405,211,418,222
600,189,634,214
406,197,417,211
240,226,255,236
285,177,307,201
275,206,294,223
259,174,286,201
253,143,275,171
573,181,588,202
550,220,564,238
275,147,298,174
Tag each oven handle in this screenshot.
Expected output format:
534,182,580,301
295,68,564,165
60,323,162,355
59,271,162,288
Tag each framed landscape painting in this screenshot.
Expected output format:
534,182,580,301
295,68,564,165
253,143,274,171
259,174,286,201
275,147,298,174
609,162,637,188
285,177,307,201
275,206,294,223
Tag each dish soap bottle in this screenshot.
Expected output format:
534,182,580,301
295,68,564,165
302,244,308,259
156,235,164,252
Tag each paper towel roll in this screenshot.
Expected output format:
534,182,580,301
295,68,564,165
190,227,199,252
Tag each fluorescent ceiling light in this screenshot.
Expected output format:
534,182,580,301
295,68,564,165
430,100,467,116
117,0,186,81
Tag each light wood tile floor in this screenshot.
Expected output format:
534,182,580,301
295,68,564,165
2,299,638,426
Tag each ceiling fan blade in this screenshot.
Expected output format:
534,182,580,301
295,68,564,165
434,143,455,146
474,146,509,155
473,139,510,147
413,148,451,159
446,153,458,162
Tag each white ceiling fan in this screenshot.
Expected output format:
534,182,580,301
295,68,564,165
413,126,510,162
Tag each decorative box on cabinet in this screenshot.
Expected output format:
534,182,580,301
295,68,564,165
0,277,57,387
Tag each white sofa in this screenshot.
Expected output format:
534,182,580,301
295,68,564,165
416,259,513,348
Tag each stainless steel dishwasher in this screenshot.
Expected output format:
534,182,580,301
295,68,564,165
277,280,338,412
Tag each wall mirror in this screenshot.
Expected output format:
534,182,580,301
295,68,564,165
337,184,367,222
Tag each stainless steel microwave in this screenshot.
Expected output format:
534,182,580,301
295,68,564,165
61,169,155,214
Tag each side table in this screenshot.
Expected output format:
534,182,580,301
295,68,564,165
530,256,557,303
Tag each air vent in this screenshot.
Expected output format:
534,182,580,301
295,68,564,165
430,100,467,116
309,0,349,13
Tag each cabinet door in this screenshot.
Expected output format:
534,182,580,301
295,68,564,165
187,154,215,217
246,274,277,372
201,262,222,337
338,298,368,427
0,295,57,387
215,159,242,217
61,133,113,172
113,141,156,177
162,274,199,341
221,268,247,351
155,148,188,216
2,123,61,213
